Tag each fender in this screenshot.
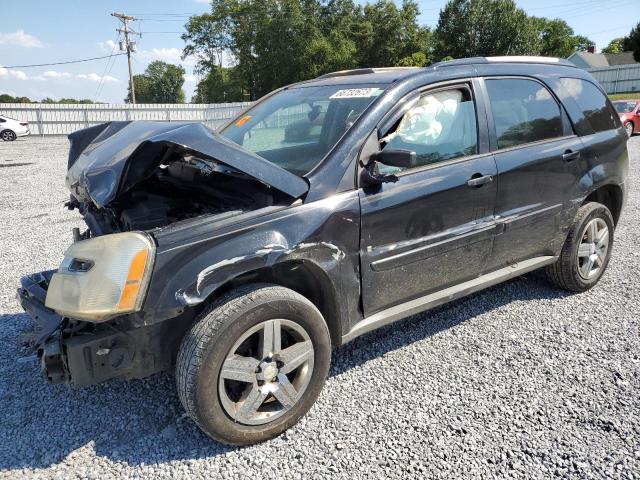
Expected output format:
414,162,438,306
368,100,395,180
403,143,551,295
143,191,363,335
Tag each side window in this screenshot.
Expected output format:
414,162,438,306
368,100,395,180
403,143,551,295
0,118,5,123
557,78,619,133
380,87,478,173
485,78,563,149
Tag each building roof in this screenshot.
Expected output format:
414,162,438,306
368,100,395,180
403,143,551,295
604,52,638,66
568,51,609,69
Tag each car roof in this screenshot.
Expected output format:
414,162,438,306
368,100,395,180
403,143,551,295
294,56,580,89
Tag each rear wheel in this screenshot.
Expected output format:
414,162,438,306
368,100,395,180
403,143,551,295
624,121,634,137
0,130,16,141
176,284,331,445
545,202,614,292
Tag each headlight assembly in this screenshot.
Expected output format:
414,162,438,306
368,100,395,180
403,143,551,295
45,232,155,322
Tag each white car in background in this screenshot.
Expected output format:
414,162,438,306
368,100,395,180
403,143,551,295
0,115,30,141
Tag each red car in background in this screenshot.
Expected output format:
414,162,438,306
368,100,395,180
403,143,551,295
612,100,640,137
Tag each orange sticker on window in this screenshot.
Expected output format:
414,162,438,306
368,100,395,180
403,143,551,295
234,115,252,127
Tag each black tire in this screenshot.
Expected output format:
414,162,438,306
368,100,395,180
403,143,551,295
0,129,16,141
545,202,614,292
624,121,634,137
176,284,331,445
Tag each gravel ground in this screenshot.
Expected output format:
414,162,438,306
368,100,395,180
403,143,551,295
0,136,639,479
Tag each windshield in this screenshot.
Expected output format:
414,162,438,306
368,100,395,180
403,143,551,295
220,84,385,175
613,101,637,113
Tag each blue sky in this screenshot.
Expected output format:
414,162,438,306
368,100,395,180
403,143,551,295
1,0,638,103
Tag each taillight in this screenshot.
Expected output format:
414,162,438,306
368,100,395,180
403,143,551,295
20,122,28,126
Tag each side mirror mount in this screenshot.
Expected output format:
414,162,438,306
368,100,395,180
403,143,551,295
371,149,417,168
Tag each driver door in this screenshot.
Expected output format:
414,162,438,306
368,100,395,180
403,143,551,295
359,82,498,315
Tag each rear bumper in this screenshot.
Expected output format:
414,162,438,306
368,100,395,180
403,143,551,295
16,129,30,137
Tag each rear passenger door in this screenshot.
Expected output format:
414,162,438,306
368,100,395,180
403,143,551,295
479,77,584,271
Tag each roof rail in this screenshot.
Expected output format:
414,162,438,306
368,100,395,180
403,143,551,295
432,56,575,68
316,67,420,79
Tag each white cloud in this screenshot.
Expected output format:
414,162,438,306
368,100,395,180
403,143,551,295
98,39,118,53
76,73,119,83
0,30,44,48
139,47,195,66
0,66,29,80
43,71,72,79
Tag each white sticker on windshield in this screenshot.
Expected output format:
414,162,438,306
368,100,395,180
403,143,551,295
330,88,382,99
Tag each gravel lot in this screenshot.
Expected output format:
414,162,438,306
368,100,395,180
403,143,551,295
1,136,639,479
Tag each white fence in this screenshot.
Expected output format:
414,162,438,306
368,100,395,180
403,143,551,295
0,102,253,135
588,64,640,95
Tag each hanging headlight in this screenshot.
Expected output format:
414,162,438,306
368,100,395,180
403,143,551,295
45,232,155,322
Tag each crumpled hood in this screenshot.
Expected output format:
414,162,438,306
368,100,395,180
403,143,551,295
66,121,309,208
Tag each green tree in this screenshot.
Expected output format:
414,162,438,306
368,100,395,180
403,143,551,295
602,37,625,54
192,66,245,102
354,1,430,67
535,18,593,58
434,0,541,60
126,61,186,103
623,23,640,62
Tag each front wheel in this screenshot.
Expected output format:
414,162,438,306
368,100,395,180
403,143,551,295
176,284,331,445
545,202,614,292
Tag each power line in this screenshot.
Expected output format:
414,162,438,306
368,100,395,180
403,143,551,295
94,33,121,102
1,53,126,69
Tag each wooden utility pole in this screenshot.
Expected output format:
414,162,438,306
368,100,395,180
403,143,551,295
111,12,139,104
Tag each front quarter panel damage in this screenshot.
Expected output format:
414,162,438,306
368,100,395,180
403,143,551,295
145,192,362,339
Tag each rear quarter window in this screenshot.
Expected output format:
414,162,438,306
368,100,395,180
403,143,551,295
557,78,620,133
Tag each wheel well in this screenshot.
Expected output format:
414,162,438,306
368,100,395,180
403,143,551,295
583,184,623,225
210,260,342,345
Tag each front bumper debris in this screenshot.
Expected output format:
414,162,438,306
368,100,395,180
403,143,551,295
17,270,69,383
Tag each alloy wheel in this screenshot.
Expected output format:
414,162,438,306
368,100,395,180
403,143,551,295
218,319,314,425
576,218,609,280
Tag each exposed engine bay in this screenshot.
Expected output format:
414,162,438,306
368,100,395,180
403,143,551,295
67,152,285,236
62,121,310,238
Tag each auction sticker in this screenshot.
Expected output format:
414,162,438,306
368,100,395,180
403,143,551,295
330,88,382,99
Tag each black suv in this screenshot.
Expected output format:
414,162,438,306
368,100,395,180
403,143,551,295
18,56,628,445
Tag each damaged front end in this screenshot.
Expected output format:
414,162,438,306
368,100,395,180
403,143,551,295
18,121,309,386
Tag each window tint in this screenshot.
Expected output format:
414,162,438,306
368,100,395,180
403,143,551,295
485,78,563,149
379,88,477,173
558,78,619,133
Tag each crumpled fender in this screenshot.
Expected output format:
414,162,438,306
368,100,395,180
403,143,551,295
176,230,346,306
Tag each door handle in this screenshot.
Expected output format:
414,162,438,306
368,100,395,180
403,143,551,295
467,174,493,188
562,150,580,162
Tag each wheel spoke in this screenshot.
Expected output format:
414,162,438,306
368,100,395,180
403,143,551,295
587,221,597,243
260,319,282,358
273,374,299,409
582,257,595,276
279,340,313,374
236,386,268,422
577,243,592,258
220,355,260,383
596,230,609,250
